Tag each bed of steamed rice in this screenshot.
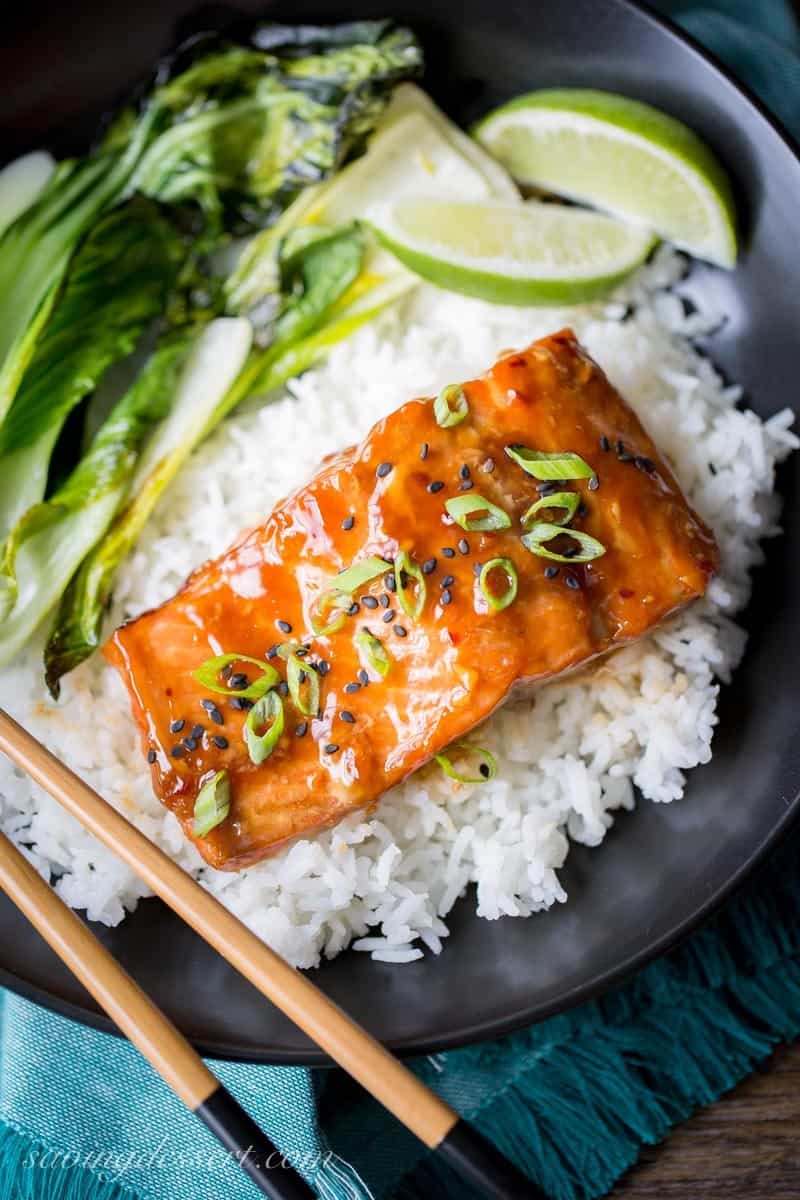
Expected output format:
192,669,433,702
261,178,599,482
0,245,796,968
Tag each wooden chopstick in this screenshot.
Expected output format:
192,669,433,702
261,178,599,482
0,708,538,1199
0,828,313,1199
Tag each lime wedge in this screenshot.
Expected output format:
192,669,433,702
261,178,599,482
367,197,656,305
473,90,737,268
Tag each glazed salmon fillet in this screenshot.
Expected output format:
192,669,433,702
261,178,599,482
105,330,718,870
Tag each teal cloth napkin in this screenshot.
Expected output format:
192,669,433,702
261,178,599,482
2,3,799,1199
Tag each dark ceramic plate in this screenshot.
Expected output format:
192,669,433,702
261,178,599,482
1,0,799,1064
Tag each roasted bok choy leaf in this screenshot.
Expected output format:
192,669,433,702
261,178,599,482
0,20,421,425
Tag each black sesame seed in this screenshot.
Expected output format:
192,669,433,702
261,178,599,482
362,595,379,609
220,663,233,680
562,545,578,558
479,763,490,779
340,710,356,724
376,461,392,478
298,669,307,684
428,480,445,494
544,566,559,579
278,681,289,698
420,442,429,461
182,737,198,751
277,619,292,634
422,557,437,575
357,669,369,686
441,574,455,587
190,724,204,740
385,573,397,592
325,743,339,755
344,682,361,694
393,624,407,637
347,602,360,617
442,547,456,559
230,696,252,711
382,609,395,623
212,735,228,749
565,575,581,590
379,593,390,608
171,745,186,758
577,502,588,517
342,515,355,531
459,463,471,480
482,457,495,474
588,475,600,491
317,660,330,677
295,646,309,657
295,722,308,738
229,672,249,690
537,480,558,497
459,480,474,491
473,561,483,577
709,461,718,476
266,644,280,660
635,456,655,474
458,538,469,555
209,708,224,725
200,699,217,712
600,435,611,452
615,439,625,456
170,718,185,734
441,588,452,605
147,749,157,764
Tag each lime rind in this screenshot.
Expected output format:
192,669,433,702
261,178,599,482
473,89,737,268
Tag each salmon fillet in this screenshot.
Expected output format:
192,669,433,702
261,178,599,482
105,330,718,870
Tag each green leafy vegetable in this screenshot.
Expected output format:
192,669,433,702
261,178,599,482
193,770,231,836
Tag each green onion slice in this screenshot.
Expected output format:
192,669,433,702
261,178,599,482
505,446,596,481
434,741,498,785
193,653,279,701
478,558,518,612
394,550,426,620
287,652,320,716
434,384,469,428
311,590,351,637
521,490,580,530
193,770,231,837
355,628,392,678
330,556,390,595
244,692,284,765
444,494,511,532
521,522,606,563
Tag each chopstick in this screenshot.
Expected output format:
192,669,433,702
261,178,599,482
0,828,313,1199
0,708,539,1199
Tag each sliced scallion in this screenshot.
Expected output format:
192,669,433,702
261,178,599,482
244,691,284,765
521,522,606,563
311,590,350,637
505,446,595,481
193,653,279,701
355,628,392,678
394,550,426,620
434,741,498,785
434,384,468,428
287,652,320,716
478,558,518,612
330,555,390,595
521,490,579,530
445,494,511,532
193,770,231,837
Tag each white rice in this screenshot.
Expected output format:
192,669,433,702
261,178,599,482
0,245,796,968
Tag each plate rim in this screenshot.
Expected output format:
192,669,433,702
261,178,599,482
1,0,800,1064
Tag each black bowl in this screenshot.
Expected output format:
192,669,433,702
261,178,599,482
2,0,799,1063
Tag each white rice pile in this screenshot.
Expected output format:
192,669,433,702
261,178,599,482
0,245,796,968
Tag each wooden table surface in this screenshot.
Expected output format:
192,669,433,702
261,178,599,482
611,1044,800,1197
